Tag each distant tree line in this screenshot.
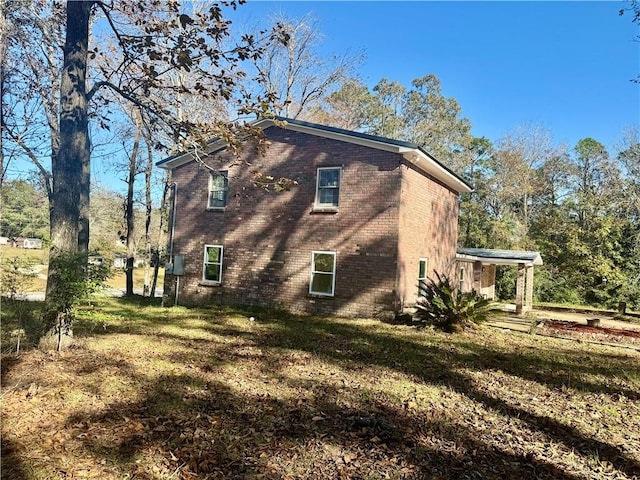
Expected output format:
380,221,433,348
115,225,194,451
0,179,49,240
0,179,164,263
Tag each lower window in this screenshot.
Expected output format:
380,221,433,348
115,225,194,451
203,245,223,283
418,258,428,293
310,251,336,296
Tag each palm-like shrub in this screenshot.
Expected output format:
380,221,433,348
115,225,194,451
415,272,491,332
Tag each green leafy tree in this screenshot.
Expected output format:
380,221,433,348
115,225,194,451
369,78,406,139
617,128,640,221
402,74,473,173
529,138,630,308
310,78,375,131
571,138,619,226
615,129,640,308
458,136,494,247
311,74,473,176
0,179,49,239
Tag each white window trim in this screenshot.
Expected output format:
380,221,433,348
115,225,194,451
203,244,224,284
314,167,341,209
418,257,429,294
208,171,228,210
309,250,337,297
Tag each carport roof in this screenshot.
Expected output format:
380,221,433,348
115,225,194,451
456,248,543,266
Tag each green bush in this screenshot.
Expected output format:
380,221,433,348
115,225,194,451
39,252,112,351
414,272,491,332
46,252,112,315
0,257,35,298
533,266,584,305
494,265,516,301
0,258,42,353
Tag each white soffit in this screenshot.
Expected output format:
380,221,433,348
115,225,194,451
456,253,543,267
401,150,473,194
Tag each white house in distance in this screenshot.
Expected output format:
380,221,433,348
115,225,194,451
23,238,43,249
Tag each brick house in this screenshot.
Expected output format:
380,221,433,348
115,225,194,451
158,117,472,318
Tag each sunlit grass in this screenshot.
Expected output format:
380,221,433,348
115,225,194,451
105,267,164,291
1,297,639,479
0,245,164,295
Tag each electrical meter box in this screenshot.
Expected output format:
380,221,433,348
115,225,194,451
165,255,185,275
172,255,185,275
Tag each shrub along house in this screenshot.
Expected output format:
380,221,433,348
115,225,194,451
158,117,473,318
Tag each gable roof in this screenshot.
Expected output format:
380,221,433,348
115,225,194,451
157,117,473,194
456,247,543,266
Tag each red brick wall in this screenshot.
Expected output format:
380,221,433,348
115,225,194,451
164,126,403,317
164,126,461,317
397,162,460,309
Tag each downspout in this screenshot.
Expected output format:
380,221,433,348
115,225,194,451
168,182,177,261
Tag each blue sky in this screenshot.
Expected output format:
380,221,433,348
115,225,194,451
232,0,639,151
6,1,637,194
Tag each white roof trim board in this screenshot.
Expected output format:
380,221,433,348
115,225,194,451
157,117,473,194
456,248,543,267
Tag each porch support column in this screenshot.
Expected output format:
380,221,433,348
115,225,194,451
515,263,525,315
473,261,483,291
487,264,497,300
524,266,534,312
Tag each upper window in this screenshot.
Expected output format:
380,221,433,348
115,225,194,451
315,167,341,208
310,251,336,296
418,258,428,293
208,171,228,209
203,245,223,283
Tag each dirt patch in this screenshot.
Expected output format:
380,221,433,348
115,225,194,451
540,319,640,346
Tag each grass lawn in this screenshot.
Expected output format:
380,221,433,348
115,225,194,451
1,298,639,479
0,246,49,292
105,267,165,292
0,244,163,294
0,245,49,264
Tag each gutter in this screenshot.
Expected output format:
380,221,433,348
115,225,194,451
401,150,473,194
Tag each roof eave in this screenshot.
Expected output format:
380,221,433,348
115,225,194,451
156,138,227,170
403,150,473,194
456,253,543,266
156,117,474,195
261,118,403,154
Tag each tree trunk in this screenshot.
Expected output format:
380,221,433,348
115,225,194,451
143,127,153,296
41,1,92,351
0,67,4,189
151,176,170,298
125,109,142,296
0,3,6,189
